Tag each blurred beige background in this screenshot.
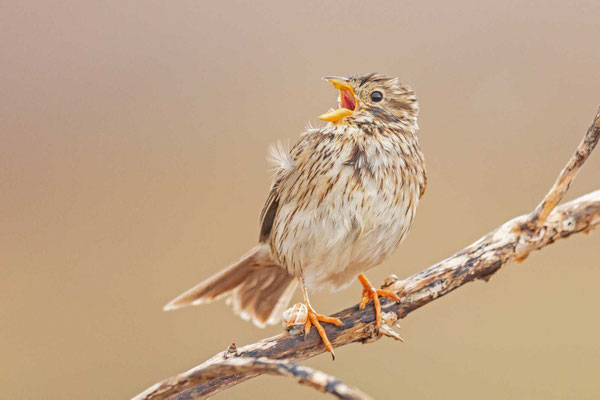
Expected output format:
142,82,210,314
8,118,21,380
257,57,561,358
2,1,599,399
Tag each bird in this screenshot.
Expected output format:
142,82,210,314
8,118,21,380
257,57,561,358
164,73,426,359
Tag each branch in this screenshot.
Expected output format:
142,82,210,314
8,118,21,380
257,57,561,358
528,108,600,229
136,351,371,400
134,108,600,400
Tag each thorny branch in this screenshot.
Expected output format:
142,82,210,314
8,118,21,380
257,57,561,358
134,108,600,400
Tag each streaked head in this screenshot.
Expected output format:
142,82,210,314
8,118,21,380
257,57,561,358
319,73,418,127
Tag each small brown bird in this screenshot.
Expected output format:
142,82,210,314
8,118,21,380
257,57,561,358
165,73,426,359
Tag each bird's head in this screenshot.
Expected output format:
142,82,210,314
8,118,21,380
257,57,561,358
318,73,418,128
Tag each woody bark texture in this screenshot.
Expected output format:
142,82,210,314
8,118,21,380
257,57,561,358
138,355,372,400
134,109,600,400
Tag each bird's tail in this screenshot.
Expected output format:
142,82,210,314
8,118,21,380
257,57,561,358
163,244,297,327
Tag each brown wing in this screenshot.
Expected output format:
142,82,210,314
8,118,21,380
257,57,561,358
258,133,315,243
259,185,280,243
419,169,427,199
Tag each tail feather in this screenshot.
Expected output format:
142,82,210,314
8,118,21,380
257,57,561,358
164,244,296,327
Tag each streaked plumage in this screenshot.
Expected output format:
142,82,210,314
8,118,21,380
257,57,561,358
165,73,426,356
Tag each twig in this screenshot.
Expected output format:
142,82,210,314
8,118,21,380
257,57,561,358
528,108,600,229
134,108,600,400
135,355,372,400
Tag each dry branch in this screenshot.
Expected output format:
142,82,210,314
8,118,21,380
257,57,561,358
134,109,600,400
529,109,600,229
138,354,371,400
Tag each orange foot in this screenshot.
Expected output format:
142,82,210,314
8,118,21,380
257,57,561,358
358,273,400,327
303,304,343,360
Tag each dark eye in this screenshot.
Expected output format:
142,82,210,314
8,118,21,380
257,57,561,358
370,91,383,102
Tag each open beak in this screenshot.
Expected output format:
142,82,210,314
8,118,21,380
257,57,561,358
318,76,358,123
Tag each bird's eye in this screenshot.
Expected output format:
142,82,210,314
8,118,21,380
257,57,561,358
370,91,383,102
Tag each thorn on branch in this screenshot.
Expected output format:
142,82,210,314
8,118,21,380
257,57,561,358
224,343,238,359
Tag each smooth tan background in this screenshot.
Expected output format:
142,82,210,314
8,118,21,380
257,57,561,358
2,1,599,399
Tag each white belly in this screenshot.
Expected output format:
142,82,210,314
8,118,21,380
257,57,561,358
271,162,419,292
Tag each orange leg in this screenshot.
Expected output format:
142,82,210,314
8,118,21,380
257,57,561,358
357,273,400,327
300,280,343,360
